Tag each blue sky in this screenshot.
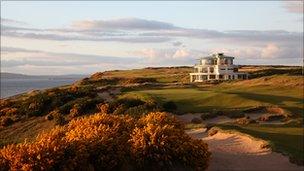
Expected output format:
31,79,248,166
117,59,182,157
1,1,303,75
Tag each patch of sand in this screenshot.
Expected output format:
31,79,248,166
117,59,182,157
186,128,303,171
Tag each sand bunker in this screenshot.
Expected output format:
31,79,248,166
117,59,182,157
186,128,303,171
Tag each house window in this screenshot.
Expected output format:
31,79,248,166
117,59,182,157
209,75,216,79
202,68,208,73
233,68,238,72
209,67,214,73
219,75,223,79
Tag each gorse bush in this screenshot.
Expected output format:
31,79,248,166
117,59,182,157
98,97,161,118
0,117,14,127
137,112,184,130
130,112,209,170
0,85,102,126
0,112,210,171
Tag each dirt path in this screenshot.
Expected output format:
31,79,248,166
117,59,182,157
186,128,303,171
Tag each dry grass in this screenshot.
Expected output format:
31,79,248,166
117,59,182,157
0,117,56,147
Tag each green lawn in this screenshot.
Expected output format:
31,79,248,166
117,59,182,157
217,124,304,164
121,85,303,115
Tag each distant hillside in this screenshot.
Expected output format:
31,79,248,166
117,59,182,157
1,72,31,79
1,72,87,79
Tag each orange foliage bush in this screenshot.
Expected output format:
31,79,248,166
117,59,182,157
0,112,210,171
130,112,210,170
96,103,110,114
138,112,184,129
0,107,18,116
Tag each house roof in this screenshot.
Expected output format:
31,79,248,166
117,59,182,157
200,53,235,59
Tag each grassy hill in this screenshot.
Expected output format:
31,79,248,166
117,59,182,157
0,65,303,166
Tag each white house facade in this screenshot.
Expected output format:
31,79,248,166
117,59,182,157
190,53,248,82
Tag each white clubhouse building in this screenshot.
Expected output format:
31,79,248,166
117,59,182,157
190,53,248,82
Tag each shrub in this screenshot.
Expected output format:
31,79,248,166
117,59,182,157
130,118,210,170
0,107,18,117
69,104,81,118
0,114,135,171
138,112,184,130
124,105,150,118
162,101,177,112
0,100,12,109
23,93,52,116
0,117,14,127
45,113,54,121
50,110,66,125
0,112,210,171
235,116,256,125
66,97,103,117
97,103,110,114
113,104,127,115
107,97,161,118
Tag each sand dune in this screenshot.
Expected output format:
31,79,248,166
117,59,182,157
186,128,303,171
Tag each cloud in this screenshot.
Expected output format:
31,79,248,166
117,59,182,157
71,18,177,31
283,1,303,14
1,46,41,53
261,44,280,58
1,18,28,25
210,43,302,60
2,17,301,46
131,48,206,65
1,46,139,68
173,49,190,58
172,41,183,47
2,20,172,43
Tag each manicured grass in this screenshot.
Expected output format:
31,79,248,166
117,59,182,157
122,85,303,115
217,124,304,164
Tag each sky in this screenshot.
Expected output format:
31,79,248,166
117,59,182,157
1,1,303,75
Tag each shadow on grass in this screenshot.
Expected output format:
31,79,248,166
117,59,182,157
225,91,303,115
225,92,302,105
